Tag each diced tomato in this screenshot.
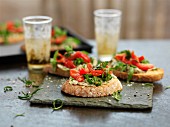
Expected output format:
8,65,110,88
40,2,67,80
72,51,91,63
90,70,104,76
15,27,23,33
131,51,139,62
79,68,89,75
51,29,55,36
70,69,80,79
6,21,14,30
64,59,76,69
138,56,145,62
114,53,126,61
87,63,93,71
55,35,67,44
135,63,154,71
56,53,65,63
76,75,84,82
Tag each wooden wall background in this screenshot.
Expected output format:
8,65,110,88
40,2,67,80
0,0,170,39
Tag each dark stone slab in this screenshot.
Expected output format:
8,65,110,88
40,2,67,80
30,74,153,109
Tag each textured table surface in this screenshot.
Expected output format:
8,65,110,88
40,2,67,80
0,40,170,127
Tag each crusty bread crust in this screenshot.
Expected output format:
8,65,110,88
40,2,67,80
44,64,70,77
0,34,24,44
112,68,164,82
61,78,122,97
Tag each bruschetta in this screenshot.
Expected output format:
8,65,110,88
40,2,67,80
110,50,164,82
46,46,96,77
61,62,122,97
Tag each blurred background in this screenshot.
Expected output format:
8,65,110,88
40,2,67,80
1,0,170,39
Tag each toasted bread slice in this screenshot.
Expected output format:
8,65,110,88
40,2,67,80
61,78,122,97
44,64,70,77
0,34,24,44
112,68,164,82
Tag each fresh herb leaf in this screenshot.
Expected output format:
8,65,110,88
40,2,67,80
18,88,43,100
141,59,150,64
18,77,35,87
52,99,63,110
74,58,84,66
118,50,131,60
53,26,67,37
165,86,170,90
64,37,80,45
4,86,13,92
81,51,89,55
112,90,122,101
142,83,153,87
64,45,74,57
127,66,134,82
14,113,25,118
50,50,58,71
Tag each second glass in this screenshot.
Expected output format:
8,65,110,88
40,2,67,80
23,16,52,72
94,9,122,61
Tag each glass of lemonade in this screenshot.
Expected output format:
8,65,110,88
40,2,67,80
23,16,52,72
94,9,121,61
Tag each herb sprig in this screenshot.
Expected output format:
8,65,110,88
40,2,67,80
18,88,43,100
112,90,122,101
18,77,35,87
52,99,63,110
14,113,25,118
4,86,13,92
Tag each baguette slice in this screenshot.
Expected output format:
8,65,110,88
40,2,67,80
61,78,122,97
112,68,164,82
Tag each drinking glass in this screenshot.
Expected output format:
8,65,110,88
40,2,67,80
94,9,122,61
23,16,52,72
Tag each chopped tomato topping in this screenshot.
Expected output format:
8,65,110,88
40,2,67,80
72,51,91,63
90,70,104,76
55,35,67,44
114,50,154,71
64,59,76,69
79,68,89,75
76,75,84,82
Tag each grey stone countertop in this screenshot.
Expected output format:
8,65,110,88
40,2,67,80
0,40,170,127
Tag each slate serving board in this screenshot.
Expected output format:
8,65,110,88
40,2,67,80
30,74,153,109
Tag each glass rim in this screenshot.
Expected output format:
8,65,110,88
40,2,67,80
94,9,122,18
23,16,52,24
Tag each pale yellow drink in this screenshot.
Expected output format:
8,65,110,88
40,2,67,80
25,38,51,71
94,9,121,61
96,32,119,61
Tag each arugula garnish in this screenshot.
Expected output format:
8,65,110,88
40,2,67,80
14,113,25,118
74,58,84,66
141,59,150,64
64,37,80,45
165,86,170,90
64,45,74,57
53,26,67,37
4,86,13,92
112,90,122,101
95,61,109,70
118,50,131,60
18,88,43,100
127,66,134,82
50,50,58,71
18,77,35,87
52,99,63,110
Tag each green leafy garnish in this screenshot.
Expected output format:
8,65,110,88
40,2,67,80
18,88,43,100
64,37,80,45
141,59,150,64
112,90,122,101
165,86,170,90
18,77,35,87
74,58,84,66
81,51,89,55
53,26,67,37
64,45,74,57
14,113,25,118
127,67,134,82
95,61,109,70
4,86,13,92
50,50,58,70
52,99,63,110
118,50,131,60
